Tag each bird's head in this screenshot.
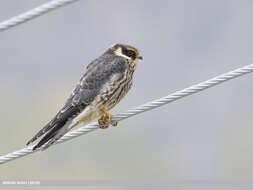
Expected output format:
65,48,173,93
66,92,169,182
108,43,143,68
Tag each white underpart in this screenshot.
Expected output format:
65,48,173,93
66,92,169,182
72,105,99,127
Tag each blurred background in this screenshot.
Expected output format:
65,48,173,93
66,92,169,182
1,0,253,189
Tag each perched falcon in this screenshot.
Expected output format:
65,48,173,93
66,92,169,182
26,44,142,151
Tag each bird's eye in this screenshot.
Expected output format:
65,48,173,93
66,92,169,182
122,48,136,59
127,50,136,58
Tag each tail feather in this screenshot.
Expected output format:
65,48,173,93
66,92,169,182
32,122,66,151
27,105,83,150
32,128,59,150
40,122,75,151
26,122,55,146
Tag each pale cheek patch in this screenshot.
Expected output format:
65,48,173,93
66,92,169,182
132,59,139,68
114,48,131,60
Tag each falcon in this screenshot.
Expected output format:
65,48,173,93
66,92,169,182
26,44,142,151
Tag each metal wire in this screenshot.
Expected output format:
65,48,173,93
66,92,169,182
1,63,253,164
0,0,80,32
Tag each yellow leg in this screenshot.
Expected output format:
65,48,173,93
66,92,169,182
98,109,118,129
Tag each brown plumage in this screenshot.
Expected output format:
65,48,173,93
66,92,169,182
26,44,142,151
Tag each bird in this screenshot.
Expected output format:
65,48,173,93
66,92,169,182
26,43,143,151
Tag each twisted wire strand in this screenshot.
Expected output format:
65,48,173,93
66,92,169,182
0,0,79,32
1,63,253,164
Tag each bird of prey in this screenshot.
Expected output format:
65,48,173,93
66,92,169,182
26,44,142,151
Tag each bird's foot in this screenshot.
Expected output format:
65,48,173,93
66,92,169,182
112,121,118,127
98,110,118,129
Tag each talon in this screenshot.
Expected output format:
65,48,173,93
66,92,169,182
98,109,114,129
100,125,109,129
104,111,112,123
98,115,106,125
112,121,118,127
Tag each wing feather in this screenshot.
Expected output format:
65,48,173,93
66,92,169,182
27,54,127,150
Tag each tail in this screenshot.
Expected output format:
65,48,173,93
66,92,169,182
37,121,79,151
26,105,82,151
32,121,70,151
26,120,56,146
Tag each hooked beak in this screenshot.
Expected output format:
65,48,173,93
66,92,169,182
136,55,143,60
